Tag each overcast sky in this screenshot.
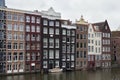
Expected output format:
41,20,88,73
6,0,120,31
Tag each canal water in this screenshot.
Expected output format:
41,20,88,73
1,68,120,80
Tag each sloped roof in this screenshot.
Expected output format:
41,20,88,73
92,20,111,32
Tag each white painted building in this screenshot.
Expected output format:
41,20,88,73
88,20,111,68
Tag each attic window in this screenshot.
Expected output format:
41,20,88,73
105,26,108,30
95,26,99,30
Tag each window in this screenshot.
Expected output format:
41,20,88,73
71,37,75,43
77,42,79,48
7,12,12,20
7,24,12,30
71,55,74,61
71,44,75,53
43,61,47,68
55,21,60,27
13,14,18,21
7,32,12,40
36,26,40,32
19,24,24,31
71,62,74,67
36,17,40,24
71,30,75,36
80,43,83,48
7,52,11,61
43,38,48,48
26,53,30,61
67,30,70,36
31,25,35,32
88,46,90,52
43,50,48,59
95,26,99,30
62,29,66,35
31,53,36,61
13,43,17,49
19,63,24,69
26,16,30,22
92,46,94,52
62,62,66,67
67,55,70,60
31,34,35,41
19,15,24,22
80,27,83,31
55,39,59,48
49,21,54,26
67,38,70,42
55,61,59,67
84,51,86,58
43,19,48,26
7,63,12,70
84,43,86,48
26,25,30,32
14,63,18,70
49,50,54,59
8,42,12,49
13,32,18,40
13,52,18,61
55,50,59,59
19,43,24,50
49,38,54,48
49,28,54,34
80,51,83,58
19,34,24,40
62,37,66,42
76,51,79,58
67,45,70,53
108,33,110,38
43,27,48,34
31,16,35,23
55,28,59,35
19,52,23,60
80,34,83,39
62,44,66,52
77,34,79,39
36,34,40,41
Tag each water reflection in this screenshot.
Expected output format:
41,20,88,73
1,68,120,80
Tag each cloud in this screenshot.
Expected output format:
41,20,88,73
6,0,120,31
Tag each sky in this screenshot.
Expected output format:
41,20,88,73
6,0,120,31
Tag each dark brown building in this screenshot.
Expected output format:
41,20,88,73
25,13,41,72
111,31,120,65
61,20,76,71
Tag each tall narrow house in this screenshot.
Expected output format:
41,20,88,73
0,7,6,74
41,7,62,72
75,16,88,70
25,13,41,72
6,9,25,74
88,20,111,68
61,20,76,71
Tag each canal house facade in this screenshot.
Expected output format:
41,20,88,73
0,8,6,74
0,0,113,75
75,16,88,70
61,20,76,70
5,9,25,74
25,13,41,72
88,20,111,68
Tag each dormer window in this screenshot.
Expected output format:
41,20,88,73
95,26,99,30
105,26,108,30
